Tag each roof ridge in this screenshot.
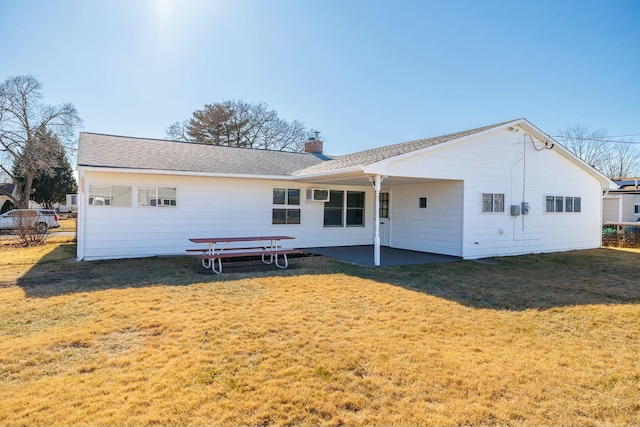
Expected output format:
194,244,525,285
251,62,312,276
79,132,318,156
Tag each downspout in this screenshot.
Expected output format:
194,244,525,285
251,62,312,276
618,197,623,223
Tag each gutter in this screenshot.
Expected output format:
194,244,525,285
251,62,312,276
290,166,364,181
76,165,297,181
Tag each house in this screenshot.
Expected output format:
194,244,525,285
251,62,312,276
56,194,78,215
0,183,16,212
76,118,615,264
603,178,640,223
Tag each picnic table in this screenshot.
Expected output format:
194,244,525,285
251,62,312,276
187,235,303,274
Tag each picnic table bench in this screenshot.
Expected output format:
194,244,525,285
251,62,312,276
187,236,303,274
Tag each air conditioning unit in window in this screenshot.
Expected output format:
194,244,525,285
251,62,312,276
306,188,330,202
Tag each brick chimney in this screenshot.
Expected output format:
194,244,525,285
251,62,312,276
304,130,323,154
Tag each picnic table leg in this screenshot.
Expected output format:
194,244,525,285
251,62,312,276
201,243,213,269
260,239,276,265
211,258,222,275
274,252,289,269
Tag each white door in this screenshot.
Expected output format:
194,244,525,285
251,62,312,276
379,192,391,247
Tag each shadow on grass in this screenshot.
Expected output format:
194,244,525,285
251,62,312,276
339,248,640,310
15,244,324,298
16,244,640,311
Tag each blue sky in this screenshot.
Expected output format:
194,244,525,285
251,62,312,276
2,0,639,155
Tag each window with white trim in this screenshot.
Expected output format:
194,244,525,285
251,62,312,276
634,204,640,215
138,187,177,207
88,185,132,207
272,188,300,224
346,191,365,226
482,193,504,213
546,196,581,213
323,190,365,227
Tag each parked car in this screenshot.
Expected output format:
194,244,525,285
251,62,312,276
0,209,61,233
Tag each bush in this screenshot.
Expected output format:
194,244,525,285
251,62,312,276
14,211,49,246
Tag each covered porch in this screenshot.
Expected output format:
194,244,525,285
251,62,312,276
295,170,464,267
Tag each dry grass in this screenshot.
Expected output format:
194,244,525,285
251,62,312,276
53,217,76,232
0,243,639,426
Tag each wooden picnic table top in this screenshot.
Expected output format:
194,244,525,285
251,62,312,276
189,236,295,244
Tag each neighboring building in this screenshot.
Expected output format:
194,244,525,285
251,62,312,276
76,118,615,263
0,183,16,211
56,194,78,215
603,178,640,223
0,183,43,210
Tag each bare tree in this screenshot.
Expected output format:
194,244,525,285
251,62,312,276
600,140,639,179
556,124,639,179
166,100,309,152
0,75,82,208
556,124,608,169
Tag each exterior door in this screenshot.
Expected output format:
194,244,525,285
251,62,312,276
379,192,391,247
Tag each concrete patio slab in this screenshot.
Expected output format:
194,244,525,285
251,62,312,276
303,245,461,267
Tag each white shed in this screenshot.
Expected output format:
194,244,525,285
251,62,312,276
76,118,615,264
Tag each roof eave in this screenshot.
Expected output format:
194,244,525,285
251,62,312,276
76,165,296,181
291,166,364,181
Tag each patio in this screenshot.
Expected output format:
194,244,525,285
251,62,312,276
303,245,461,267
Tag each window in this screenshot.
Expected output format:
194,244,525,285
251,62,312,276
634,204,640,215
272,188,300,224
546,195,581,213
482,193,504,213
323,190,344,227
565,197,581,213
323,190,365,227
419,197,428,209
379,192,390,219
88,185,132,207
273,188,300,206
272,209,300,224
138,187,177,207
346,191,365,226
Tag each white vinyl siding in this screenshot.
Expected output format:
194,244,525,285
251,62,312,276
389,181,463,257
384,127,603,259
79,172,372,260
78,126,607,261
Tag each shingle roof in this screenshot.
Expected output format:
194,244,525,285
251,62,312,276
0,182,15,195
77,133,327,176
77,120,519,178
292,120,517,175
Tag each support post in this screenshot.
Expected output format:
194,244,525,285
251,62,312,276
372,175,382,267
